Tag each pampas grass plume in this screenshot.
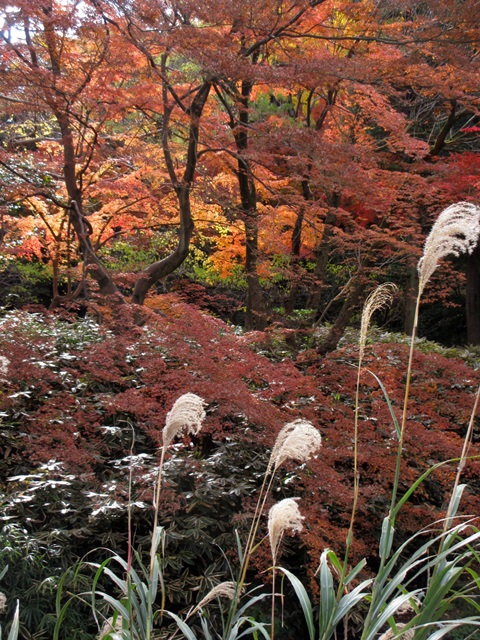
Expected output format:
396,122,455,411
359,283,397,357
268,498,304,563
418,202,480,294
163,392,206,447
272,419,321,470
191,581,237,614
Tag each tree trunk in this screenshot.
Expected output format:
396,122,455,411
466,241,480,345
42,13,120,300
317,276,365,355
284,207,305,315
131,78,211,305
232,79,266,331
404,259,418,336
244,213,266,330
131,186,194,304
307,208,338,312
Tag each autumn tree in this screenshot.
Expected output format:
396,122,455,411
0,0,479,344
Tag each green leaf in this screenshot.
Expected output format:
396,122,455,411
379,518,395,561
318,550,336,640
365,369,401,438
364,591,423,640
164,611,199,640
235,617,270,640
345,559,367,585
7,601,20,640
277,567,315,640
332,579,372,627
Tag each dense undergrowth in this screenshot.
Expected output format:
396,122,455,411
0,294,479,639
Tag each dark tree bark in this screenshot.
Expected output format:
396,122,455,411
40,11,121,303
131,76,212,305
284,205,306,315
237,80,266,331
317,275,365,355
307,208,338,312
404,259,419,336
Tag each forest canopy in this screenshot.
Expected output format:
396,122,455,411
0,0,479,343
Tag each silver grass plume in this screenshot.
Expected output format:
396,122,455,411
190,581,237,615
0,356,9,382
163,392,206,447
0,592,6,613
272,419,321,470
359,283,397,359
418,202,480,294
267,420,299,474
268,498,304,563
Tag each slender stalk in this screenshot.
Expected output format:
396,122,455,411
340,348,362,589
443,383,480,531
150,444,167,577
362,289,421,637
390,289,421,516
146,444,167,640
271,565,277,640
127,427,135,574
127,427,135,634
224,470,276,637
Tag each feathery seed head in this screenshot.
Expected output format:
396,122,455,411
0,592,6,613
0,356,9,382
192,581,237,614
268,498,304,562
163,392,206,447
273,420,321,470
268,420,299,473
359,283,397,357
418,202,480,294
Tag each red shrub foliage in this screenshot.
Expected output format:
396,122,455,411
1,299,479,580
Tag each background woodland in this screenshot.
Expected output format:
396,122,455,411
0,1,480,639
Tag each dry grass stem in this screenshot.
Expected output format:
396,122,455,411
273,420,321,470
163,392,206,447
268,497,304,563
191,581,237,615
418,202,480,294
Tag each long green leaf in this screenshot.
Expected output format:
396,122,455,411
164,611,199,640
7,601,19,640
379,517,395,561
419,619,480,640
318,550,335,640
345,558,367,585
332,579,372,626
365,369,400,438
277,567,315,640
364,591,423,640
236,617,270,640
